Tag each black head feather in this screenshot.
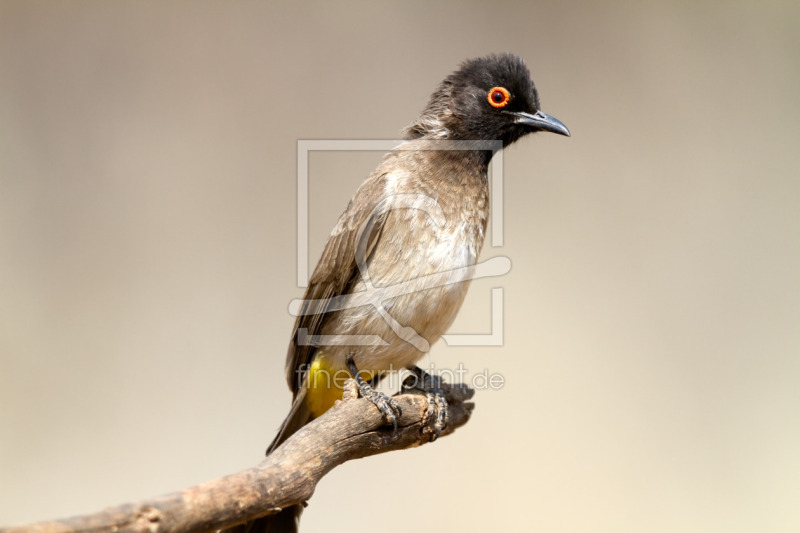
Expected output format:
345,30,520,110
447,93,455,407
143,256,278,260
404,53,568,146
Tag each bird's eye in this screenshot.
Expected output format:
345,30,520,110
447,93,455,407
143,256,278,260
487,87,511,108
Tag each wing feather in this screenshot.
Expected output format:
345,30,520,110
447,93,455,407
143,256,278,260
284,172,390,393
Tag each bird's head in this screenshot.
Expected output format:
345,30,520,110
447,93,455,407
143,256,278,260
404,53,570,146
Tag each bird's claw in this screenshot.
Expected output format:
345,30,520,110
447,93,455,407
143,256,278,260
423,390,448,441
347,356,402,433
357,379,402,432
402,367,449,441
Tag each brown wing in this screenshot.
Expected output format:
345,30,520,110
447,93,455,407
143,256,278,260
285,172,390,394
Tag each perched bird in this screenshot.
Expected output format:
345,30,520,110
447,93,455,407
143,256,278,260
229,53,569,533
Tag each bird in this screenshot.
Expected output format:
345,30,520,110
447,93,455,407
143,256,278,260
227,53,569,533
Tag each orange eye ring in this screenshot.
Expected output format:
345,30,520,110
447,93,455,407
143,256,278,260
488,87,511,108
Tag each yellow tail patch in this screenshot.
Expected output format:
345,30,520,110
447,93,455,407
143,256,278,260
304,353,376,418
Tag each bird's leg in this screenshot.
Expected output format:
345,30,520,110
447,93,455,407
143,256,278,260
402,366,449,441
346,355,402,433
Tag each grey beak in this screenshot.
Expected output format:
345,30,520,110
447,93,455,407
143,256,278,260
512,110,571,137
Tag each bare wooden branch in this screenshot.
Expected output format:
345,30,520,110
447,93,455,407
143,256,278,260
2,382,474,533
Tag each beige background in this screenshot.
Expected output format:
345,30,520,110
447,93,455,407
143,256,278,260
1,2,799,531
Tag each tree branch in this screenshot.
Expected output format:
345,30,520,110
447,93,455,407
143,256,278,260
2,382,474,533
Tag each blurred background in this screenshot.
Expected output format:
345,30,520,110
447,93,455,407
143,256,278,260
1,1,798,531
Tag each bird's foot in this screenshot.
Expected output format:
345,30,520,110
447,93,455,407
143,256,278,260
402,366,449,441
346,357,402,433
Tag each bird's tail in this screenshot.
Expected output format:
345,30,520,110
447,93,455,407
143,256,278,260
266,387,312,455
222,390,312,533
